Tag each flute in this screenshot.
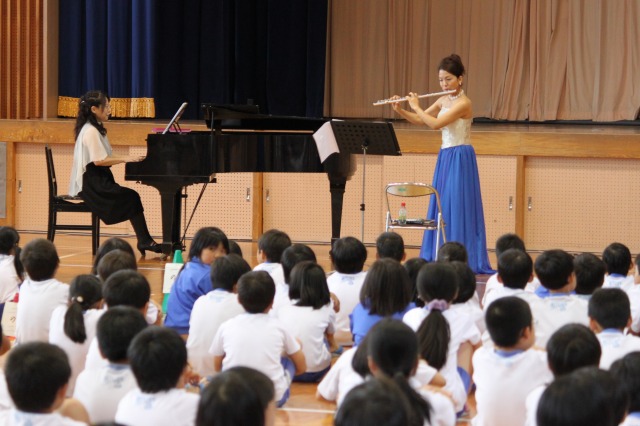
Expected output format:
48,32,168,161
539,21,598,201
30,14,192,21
372,90,456,106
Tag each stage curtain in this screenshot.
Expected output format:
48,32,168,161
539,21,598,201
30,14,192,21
57,0,156,118
326,0,640,122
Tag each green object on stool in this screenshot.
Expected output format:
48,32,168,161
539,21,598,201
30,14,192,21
162,250,184,313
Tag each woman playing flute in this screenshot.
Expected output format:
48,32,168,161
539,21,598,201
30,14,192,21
391,54,493,274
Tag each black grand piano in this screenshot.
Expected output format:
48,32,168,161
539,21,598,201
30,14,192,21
124,105,354,256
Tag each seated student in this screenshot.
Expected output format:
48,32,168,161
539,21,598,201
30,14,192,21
0,227,23,315
350,258,415,346
48,274,103,396
449,260,485,333
228,240,243,257
588,288,640,369
90,237,135,276
436,241,467,264
165,226,229,336
530,249,589,347
73,306,148,424
602,242,634,290
0,324,14,412
483,249,538,310
187,254,251,378
524,323,602,426
405,262,480,413
115,327,200,426
15,238,69,344
84,270,154,371
210,271,306,407
276,262,336,382
573,252,606,299
404,257,428,308
327,237,368,346
628,253,640,335
483,233,541,306
611,353,640,426
196,366,275,426
0,342,87,425
376,232,405,262
253,229,292,291
536,367,627,426
473,297,553,426
274,243,317,311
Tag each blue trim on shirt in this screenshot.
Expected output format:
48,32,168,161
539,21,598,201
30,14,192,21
494,348,525,358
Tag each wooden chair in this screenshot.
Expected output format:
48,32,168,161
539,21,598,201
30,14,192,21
46,145,100,254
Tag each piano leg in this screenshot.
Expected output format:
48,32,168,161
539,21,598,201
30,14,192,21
155,185,184,257
329,180,346,245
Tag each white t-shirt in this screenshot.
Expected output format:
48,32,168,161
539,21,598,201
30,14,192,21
524,384,546,426
597,329,640,369
254,263,288,311
626,285,640,333
418,387,457,426
472,347,553,426
326,271,367,335
49,307,103,396
275,303,335,373
621,413,640,426
450,298,485,334
73,363,138,424
0,409,87,426
210,313,301,400
186,289,245,377
0,255,19,303
482,273,539,308
403,307,481,412
15,278,68,344
603,274,634,290
483,287,540,312
115,388,199,426
529,294,589,348
0,370,14,412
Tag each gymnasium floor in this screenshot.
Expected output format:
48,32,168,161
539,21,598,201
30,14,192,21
24,232,488,425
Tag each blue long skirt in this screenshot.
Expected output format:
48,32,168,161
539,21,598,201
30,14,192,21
419,145,494,274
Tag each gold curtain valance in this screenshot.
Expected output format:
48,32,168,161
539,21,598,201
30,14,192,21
57,96,156,118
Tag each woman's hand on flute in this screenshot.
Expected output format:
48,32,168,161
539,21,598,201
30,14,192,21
390,95,403,112
407,92,421,112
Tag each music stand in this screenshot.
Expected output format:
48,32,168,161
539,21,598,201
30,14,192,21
329,121,401,242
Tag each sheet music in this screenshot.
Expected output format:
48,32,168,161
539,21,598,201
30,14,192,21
313,119,342,162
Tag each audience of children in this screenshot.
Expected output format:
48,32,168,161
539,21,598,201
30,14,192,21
186,254,251,378
573,252,606,298
275,243,317,310
0,227,22,318
482,248,538,310
90,236,135,275
375,231,405,262
611,353,640,426
164,226,229,336
253,229,292,291
602,242,635,290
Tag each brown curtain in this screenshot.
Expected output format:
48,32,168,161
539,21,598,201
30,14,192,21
325,0,640,122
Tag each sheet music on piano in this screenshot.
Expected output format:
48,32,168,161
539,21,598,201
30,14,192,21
161,102,188,134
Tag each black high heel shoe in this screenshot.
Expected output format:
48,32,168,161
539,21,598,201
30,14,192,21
137,241,163,256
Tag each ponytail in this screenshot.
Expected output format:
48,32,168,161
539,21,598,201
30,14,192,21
391,372,432,426
416,304,450,370
63,275,102,343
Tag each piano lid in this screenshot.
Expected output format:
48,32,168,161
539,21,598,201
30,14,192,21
201,103,325,132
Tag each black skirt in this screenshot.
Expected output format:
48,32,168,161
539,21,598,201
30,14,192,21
79,163,143,225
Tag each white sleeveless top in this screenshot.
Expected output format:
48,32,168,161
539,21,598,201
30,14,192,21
439,107,472,149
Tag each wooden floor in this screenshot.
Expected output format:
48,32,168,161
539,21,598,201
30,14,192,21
29,232,486,425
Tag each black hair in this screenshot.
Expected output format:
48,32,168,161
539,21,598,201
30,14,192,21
292,261,331,309
5,342,71,412
103,270,151,310
281,244,317,285
366,319,432,425
404,257,428,307
75,90,109,139
0,226,24,280
534,249,574,290
416,306,450,371
546,323,601,377
128,326,188,393
588,288,631,330
497,249,533,290
196,366,275,426
91,237,135,275
97,249,137,282
97,306,148,362
485,296,532,347
416,262,459,304
257,229,291,263
360,258,412,316
351,332,372,378
438,53,465,77
20,238,59,281
330,236,367,274
495,233,526,258
210,254,251,292
228,240,243,257
63,274,103,343
536,367,627,426
436,241,468,263
611,352,640,414
237,271,275,313
450,260,477,303
375,232,405,262
602,242,632,276
187,227,229,261
334,378,412,426
574,253,606,295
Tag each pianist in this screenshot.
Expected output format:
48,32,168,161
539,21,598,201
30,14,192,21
69,90,162,256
